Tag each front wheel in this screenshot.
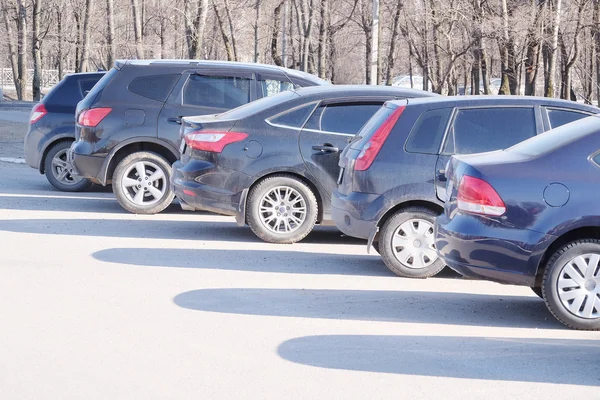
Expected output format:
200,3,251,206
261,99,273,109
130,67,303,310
246,175,318,244
379,207,445,278
112,151,174,214
44,141,92,192
542,240,600,330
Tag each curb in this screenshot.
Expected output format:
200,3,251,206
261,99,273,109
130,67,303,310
0,157,26,164
0,102,35,109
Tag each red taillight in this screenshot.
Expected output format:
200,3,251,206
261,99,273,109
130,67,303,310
457,175,506,216
78,108,112,127
184,130,248,153
30,103,47,124
354,106,405,171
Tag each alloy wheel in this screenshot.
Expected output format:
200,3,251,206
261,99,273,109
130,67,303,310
391,218,437,269
120,161,167,206
557,253,600,319
50,149,83,185
258,186,307,233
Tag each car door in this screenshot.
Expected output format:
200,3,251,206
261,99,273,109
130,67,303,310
434,106,541,201
157,69,256,150
298,99,385,198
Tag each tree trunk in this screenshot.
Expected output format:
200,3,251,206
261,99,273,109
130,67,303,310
15,0,27,100
74,10,81,72
213,2,235,61
56,5,64,79
317,0,329,78
595,0,600,106
271,1,284,66
32,0,42,101
130,0,144,59
106,0,116,67
301,0,315,72
222,0,238,61
79,0,94,72
384,0,404,85
254,0,260,62
1,2,20,98
545,0,562,97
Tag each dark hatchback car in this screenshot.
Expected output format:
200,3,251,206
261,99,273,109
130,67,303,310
172,85,437,244
24,72,105,191
332,96,599,279
70,59,328,214
435,116,600,330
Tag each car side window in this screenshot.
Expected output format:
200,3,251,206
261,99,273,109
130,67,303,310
259,79,295,97
128,74,180,102
268,103,317,128
182,75,251,109
304,103,383,134
444,107,536,155
547,108,590,129
405,108,452,154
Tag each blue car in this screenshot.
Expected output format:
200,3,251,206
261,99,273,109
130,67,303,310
435,115,600,330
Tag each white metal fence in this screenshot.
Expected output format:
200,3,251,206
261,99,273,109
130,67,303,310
0,68,75,88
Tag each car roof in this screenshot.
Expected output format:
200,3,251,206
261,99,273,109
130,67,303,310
291,84,438,98
388,95,600,112
115,59,330,85
63,71,106,79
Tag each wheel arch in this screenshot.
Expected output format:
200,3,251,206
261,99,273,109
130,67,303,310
373,200,444,242
101,139,179,185
533,226,600,287
40,136,75,174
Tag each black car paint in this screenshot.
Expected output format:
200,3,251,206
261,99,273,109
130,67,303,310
171,86,438,224
70,60,329,185
331,96,600,248
23,72,105,172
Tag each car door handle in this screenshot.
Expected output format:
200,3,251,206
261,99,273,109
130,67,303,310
168,116,183,124
312,145,339,153
437,169,447,182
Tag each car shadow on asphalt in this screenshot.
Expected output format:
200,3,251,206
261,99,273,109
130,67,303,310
277,334,600,385
173,288,558,329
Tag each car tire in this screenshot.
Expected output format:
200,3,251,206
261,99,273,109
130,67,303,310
542,239,600,330
372,241,380,254
112,151,175,214
379,207,445,278
44,141,92,192
530,287,543,299
247,175,318,244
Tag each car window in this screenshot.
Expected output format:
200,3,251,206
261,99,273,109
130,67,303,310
220,90,298,120
268,103,317,128
260,79,295,97
78,78,101,98
405,108,452,154
128,74,180,102
547,108,590,129
509,115,600,157
304,103,382,134
182,75,251,108
445,107,536,154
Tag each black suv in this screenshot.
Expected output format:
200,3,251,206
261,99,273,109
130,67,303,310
70,59,329,214
24,72,105,191
332,96,599,278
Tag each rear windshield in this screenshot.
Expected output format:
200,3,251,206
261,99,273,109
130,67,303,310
219,90,299,120
508,115,600,156
81,68,119,105
43,74,103,107
349,104,396,148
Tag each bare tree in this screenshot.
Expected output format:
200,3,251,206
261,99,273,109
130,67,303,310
106,0,116,67
78,0,94,72
32,0,42,100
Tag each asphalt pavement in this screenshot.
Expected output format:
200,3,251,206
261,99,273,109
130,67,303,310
0,108,599,398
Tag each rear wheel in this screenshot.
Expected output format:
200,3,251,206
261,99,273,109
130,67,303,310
112,151,174,214
379,207,445,278
542,240,600,330
247,175,318,244
530,287,543,299
44,141,92,192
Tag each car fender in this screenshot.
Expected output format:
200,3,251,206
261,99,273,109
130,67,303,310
99,137,179,185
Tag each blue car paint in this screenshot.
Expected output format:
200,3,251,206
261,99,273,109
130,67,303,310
435,115,600,287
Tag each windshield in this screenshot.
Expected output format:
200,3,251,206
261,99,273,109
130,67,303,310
507,115,600,157
219,90,299,120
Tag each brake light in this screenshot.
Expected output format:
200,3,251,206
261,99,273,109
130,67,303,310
78,108,112,127
184,130,248,153
457,175,506,216
30,103,47,124
354,106,405,171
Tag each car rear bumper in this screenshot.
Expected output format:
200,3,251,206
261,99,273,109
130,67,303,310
434,212,553,287
331,190,381,240
23,126,44,170
70,150,105,184
171,160,244,217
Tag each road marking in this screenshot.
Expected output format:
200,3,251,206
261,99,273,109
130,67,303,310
0,157,26,164
0,193,114,200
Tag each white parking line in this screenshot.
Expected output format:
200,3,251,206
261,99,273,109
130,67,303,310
0,157,26,164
